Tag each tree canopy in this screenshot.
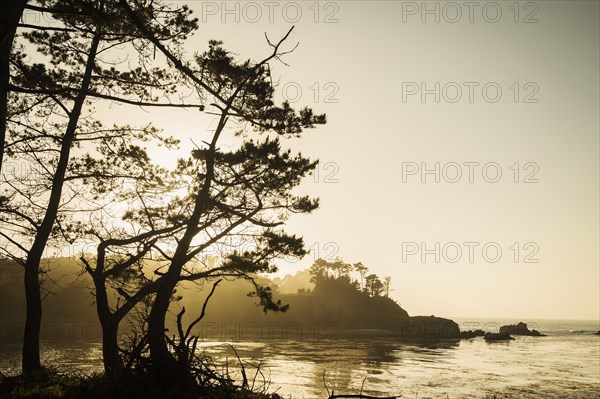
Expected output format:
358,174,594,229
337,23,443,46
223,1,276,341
1,0,326,387
309,258,392,298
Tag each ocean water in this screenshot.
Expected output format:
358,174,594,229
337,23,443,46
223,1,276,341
1,318,599,398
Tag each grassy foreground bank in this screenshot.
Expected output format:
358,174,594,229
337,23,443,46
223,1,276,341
0,369,284,399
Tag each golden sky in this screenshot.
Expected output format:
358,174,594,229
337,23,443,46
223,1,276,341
95,1,599,320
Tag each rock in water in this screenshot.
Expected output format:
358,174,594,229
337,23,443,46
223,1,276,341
484,332,515,341
460,329,486,339
500,322,546,336
397,315,460,341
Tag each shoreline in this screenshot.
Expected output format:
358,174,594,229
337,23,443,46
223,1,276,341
1,371,598,399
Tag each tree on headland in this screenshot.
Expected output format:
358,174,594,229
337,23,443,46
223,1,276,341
383,276,392,298
309,258,390,298
365,273,384,297
353,262,368,290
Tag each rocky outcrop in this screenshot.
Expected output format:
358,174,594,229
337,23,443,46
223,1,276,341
460,329,486,339
396,315,460,341
500,322,546,336
484,332,514,341
596,330,600,335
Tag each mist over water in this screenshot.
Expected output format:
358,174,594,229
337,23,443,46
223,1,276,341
1,318,598,398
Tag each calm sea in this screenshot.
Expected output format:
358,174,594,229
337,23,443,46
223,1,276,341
1,318,599,398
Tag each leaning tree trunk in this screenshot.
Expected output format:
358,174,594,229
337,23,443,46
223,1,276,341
147,118,221,382
147,261,183,381
22,34,100,374
147,169,217,380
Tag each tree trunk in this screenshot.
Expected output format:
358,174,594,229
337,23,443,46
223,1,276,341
22,258,41,372
147,266,181,380
21,34,100,374
0,0,28,172
147,182,218,380
101,317,122,374
93,272,123,374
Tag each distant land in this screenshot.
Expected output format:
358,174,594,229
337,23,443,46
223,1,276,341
0,257,460,343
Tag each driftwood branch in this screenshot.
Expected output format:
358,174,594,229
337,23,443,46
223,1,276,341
323,370,399,399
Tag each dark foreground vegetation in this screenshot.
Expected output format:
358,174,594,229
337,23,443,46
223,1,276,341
0,368,284,399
